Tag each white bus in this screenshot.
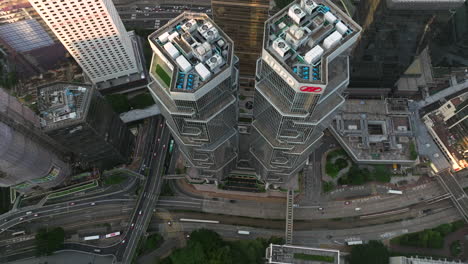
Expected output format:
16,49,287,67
12,231,25,236
104,231,121,238
347,240,363,246
387,190,403,195
237,230,250,235
84,235,100,241
179,218,219,224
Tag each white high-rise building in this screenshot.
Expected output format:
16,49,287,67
28,0,139,84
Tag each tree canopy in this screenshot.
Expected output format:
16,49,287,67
35,227,65,256
159,229,283,264
348,240,390,264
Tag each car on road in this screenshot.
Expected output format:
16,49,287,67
157,138,160,142
121,239,126,244
160,123,163,127
19,217,24,221
344,201,351,205
130,223,135,229
94,249,101,253
69,202,75,206
90,202,96,206
293,204,299,208
167,221,172,226
33,213,39,217
318,207,324,211
163,144,166,149
153,152,157,157
139,210,142,215
355,207,361,211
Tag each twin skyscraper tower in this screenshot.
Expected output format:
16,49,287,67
148,0,361,188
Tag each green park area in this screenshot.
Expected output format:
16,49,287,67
103,173,127,185
157,229,283,264
155,64,171,87
294,253,334,262
35,227,65,256
391,221,465,249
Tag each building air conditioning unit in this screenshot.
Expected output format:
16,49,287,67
285,25,307,49
202,27,219,43
301,0,318,14
181,19,197,33
288,4,306,24
192,42,212,62
197,21,213,36
206,54,223,70
272,38,290,58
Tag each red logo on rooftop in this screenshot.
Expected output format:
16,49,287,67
300,86,323,93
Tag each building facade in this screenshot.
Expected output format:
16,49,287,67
250,0,361,185
212,0,270,78
148,13,239,181
0,88,70,191
423,91,468,171
349,0,465,95
28,0,139,84
37,83,135,169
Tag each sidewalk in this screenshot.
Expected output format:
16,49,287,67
175,179,286,203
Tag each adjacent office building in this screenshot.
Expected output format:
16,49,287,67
423,91,468,171
0,0,66,77
148,13,239,180
212,0,270,78
349,0,465,95
37,82,135,168
250,0,361,185
28,0,141,85
0,88,70,191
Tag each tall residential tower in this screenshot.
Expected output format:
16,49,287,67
148,13,239,181
250,0,361,186
0,88,70,191
28,0,140,85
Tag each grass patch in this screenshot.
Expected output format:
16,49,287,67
450,240,462,257
103,174,126,185
238,117,252,123
129,93,154,109
323,181,335,193
409,142,418,160
0,187,11,214
325,149,349,178
48,181,98,199
294,253,334,262
155,64,171,87
160,181,174,196
391,221,465,249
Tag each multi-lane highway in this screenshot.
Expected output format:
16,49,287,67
116,117,170,263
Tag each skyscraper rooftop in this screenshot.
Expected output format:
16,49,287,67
149,13,233,93
263,0,360,89
37,83,91,130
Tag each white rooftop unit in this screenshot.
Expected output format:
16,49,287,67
168,31,179,42
158,32,170,44
197,21,213,36
195,63,211,81
164,42,180,58
206,54,223,70
288,4,306,25
202,27,219,43
304,45,324,64
285,25,307,49
322,31,342,50
175,55,192,72
192,42,212,61
324,12,338,24
272,38,290,58
181,19,197,33
301,0,318,14
335,21,348,35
